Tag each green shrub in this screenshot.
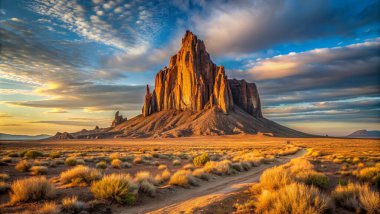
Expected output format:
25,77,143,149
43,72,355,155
193,153,210,167
96,161,107,169
49,152,61,159
24,151,43,159
91,173,138,204
65,157,77,166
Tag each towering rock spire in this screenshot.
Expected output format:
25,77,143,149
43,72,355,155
142,30,262,117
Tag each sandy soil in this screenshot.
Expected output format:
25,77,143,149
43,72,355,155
113,149,307,214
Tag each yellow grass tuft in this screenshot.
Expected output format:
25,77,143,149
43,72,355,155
10,176,56,203
60,165,101,186
91,173,138,204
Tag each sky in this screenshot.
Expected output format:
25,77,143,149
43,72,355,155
0,0,379,136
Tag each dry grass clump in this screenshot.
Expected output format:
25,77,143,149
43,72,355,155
62,196,87,213
193,153,210,167
158,164,167,170
15,160,32,172
64,157,77,166
169,170,198,187
96,161,107,169
134,171,157,195
91,173,139,204
356,165,380,186
231,152,263,167
192,168,210,181
173,159,181,166
133,156,143,164
109,152,120,160
332,182,380,213
30,166,48,175
24,150,43,159
259,158,329,191
35,202,60,214
49,152,61,159
10,176,56,203
155,169,171,184
183,163,195,171
0,173,9,181
60,165,101,186
278,145,300,156
253,183,330,214
204,160,233,175
111,159,123,168
259,165,292,190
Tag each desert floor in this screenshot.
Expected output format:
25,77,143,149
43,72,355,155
0,135,379,213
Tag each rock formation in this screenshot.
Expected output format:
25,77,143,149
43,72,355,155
52,132,74,140
142,30,261,117
57,31,311,139
111,111,127,127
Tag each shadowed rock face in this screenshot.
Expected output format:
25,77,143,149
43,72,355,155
111,111,127,127
142,31,262,118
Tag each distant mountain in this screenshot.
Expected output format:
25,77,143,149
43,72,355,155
0,133,51,140
346,130,380,138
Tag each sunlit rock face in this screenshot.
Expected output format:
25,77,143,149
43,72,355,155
142,30,262,117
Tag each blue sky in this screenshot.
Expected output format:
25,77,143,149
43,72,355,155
0,0,379,136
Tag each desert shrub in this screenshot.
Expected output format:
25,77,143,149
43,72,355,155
232,152,263,167
15,160,32,172
24,150,43,159
158,164,167,170
259,165,292,190
0,181,10,193
173,159,181,166
65,157,77,166
297,172,329,189
35,202,60,214
241,162,251,171
134,171,157,195
60,165,101,185
124,162,132,168
193,153,210,167
49,152,61,159
0,173,9,181
91,173,138,204
111,159,123,168
192,168,210,181
169,170,198,187
133,156,142,164
254,183,330,214
96,161,107,169
10,176,56,203
183,163,195,171
109,152,120,160
204,160,232,175
30,166,48,175
155,169,171,184
62,196,87,213
332,182,380,213
357,166,380,186
231,162,244,172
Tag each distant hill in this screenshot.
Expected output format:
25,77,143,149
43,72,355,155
0,133,51,140
346,130,380,139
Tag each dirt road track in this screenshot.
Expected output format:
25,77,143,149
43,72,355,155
113,149,307,214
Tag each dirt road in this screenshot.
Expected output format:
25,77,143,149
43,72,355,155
113,149,307,214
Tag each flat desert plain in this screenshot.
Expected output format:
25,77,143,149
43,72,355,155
0,136,379,214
